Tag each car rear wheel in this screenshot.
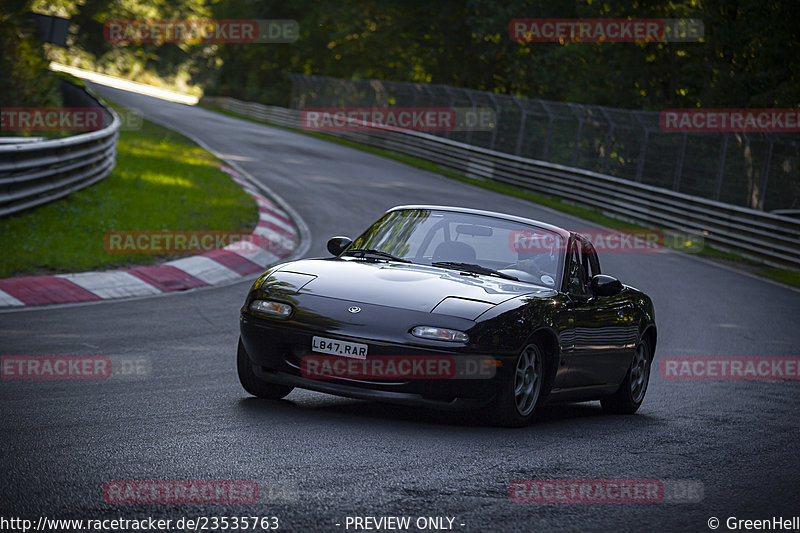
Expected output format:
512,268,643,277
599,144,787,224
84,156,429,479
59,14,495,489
601,337,651,414
237,338,294,399
492,342,544,427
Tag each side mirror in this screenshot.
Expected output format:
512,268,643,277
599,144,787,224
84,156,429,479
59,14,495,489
327,236,352,256
591,274,623,297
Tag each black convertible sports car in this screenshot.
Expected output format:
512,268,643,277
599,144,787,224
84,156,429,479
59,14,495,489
238,205,656,426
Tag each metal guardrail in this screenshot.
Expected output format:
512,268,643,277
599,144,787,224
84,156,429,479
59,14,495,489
203,96,800,270
0,85,120,217
289,74,800,214
0,137,46,144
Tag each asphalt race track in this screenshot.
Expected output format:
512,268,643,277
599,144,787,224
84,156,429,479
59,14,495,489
1,83,799,532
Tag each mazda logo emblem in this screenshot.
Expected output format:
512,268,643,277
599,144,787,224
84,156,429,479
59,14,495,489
348,306,361,313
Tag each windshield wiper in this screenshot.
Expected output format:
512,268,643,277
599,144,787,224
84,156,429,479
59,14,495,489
431,261,519,281
343,248,411,263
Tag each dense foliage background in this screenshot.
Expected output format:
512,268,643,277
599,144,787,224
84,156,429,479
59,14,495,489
1,1,62,107
4,0,794,109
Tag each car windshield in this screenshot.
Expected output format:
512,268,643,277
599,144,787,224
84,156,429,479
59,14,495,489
346,209,565,288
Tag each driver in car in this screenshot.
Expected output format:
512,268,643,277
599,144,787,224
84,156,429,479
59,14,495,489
502,232,559,286
513,251,557,286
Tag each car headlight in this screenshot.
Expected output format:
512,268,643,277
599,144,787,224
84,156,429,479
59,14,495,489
249,299,293,318
411,326,469,343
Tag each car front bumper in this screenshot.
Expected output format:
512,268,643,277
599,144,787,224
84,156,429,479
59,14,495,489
239,312,517,410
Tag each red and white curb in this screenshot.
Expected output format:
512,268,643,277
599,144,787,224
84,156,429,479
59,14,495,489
0,166,297,308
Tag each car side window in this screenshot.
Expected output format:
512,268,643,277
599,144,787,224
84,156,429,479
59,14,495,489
566,239,589,296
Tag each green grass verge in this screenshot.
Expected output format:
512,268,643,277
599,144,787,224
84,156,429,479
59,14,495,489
201,103,800,289
0,102,258,278
759,267,800,287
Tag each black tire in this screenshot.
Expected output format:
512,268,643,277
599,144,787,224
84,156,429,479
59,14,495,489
491,343,546,427
601,337,652,414
237,338,294,399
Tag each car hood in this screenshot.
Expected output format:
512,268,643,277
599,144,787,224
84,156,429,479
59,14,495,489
263,258,556,317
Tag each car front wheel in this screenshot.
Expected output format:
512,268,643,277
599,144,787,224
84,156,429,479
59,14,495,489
601,337,652,414
237,338,294,399
492,342,545,427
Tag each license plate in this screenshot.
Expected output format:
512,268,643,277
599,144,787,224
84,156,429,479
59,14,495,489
311,336,368,359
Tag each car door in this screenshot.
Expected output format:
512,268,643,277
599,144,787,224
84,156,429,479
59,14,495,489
561,236,635,388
